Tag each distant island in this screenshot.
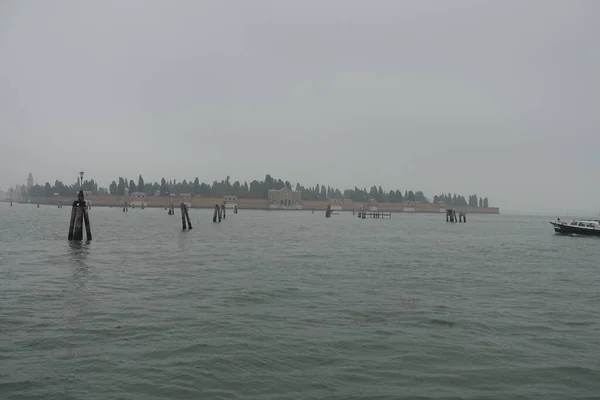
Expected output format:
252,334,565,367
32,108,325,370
7,173,491,208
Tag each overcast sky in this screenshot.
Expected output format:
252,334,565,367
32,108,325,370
1,0,598,213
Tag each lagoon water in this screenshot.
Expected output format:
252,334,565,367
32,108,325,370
1,203,599,399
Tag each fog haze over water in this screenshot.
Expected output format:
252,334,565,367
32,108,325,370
1,0,599,214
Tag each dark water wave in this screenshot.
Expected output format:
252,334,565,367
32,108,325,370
1,205,599,399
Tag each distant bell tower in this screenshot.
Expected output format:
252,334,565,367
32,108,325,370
27,173,33,189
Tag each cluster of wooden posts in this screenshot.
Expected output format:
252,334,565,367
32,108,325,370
167,203,175,215
213,204,226,222
181,203,192,230
446,209,466,223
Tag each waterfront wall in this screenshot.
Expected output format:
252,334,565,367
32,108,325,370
19,196,500,214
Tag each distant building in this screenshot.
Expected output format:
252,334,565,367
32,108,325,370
27,173,33,189
222,195,238,209
366,199,378,211
329,198,344,211
155,190,161,197
11,185,23,202
130,192,147,207
268,188,302,209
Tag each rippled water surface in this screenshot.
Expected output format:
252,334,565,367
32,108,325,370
1,203,599,399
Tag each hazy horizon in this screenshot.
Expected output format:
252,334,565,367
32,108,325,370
1,0,599,214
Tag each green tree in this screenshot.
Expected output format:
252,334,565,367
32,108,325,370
395,190,403,203
117,177,125,195
138,175,144,193
109,181,118,195
129,180,136,194
378,186,384,202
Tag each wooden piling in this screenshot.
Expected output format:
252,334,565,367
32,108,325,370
83,207,92,240
68,190,91,241
185,205,192,229
221,204,226,220
181,203,192,230
218,205,222,222
73,206,84,240
213,205,219,222
234,205,238,214
446,209,457,222
68,206,77,240
325,204,332,218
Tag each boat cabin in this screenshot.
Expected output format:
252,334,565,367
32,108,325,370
567,220,600,228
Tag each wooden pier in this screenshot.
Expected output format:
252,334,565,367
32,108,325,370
358,211,392,219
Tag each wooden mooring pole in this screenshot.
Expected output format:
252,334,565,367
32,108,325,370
68,190,92,241
446,209,459,223
213,204,220,223
221,204,226,220
180,203,192,230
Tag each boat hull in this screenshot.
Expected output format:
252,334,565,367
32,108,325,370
550,222,600,236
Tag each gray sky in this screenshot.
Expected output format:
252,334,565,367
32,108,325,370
1,0,598,214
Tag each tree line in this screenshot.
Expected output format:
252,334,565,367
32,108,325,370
19,174,491,206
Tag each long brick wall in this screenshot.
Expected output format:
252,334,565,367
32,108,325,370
27,196,499,214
